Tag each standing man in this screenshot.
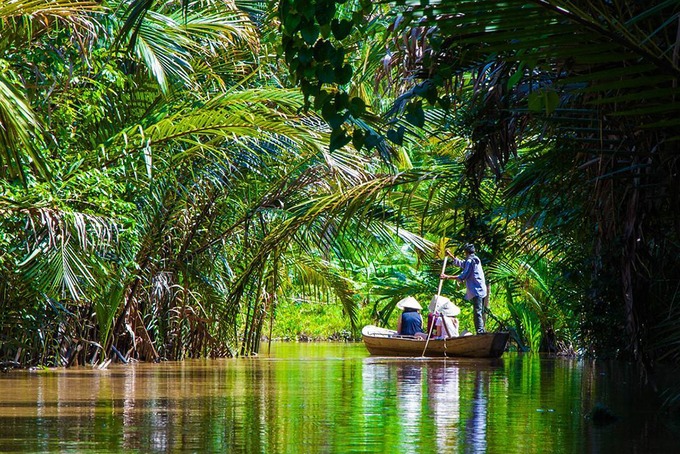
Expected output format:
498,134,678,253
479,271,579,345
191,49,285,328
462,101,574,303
441,244,487,334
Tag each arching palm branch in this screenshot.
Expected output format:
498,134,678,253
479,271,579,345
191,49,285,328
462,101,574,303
110,0,259,93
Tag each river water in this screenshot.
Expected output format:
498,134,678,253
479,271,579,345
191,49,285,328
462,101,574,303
0,343,677,453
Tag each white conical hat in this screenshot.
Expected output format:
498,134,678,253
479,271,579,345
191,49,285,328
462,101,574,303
396,296,422,310
429,295,461,316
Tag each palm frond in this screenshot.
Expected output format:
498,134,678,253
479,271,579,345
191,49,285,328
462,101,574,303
115,0,260,92
16,208,116,301
0,73,47,181
0,0,98,18
288,255,359,329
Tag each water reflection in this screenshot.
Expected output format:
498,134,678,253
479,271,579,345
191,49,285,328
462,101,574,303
464,371,487,454
359,358,504,454
395,363,422,452
0,345,677,452
427,362,459,453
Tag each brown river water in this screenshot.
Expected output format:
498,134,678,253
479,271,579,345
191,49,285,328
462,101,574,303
0,343,678,453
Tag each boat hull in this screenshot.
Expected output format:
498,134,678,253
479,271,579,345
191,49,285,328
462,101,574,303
361,325,509,358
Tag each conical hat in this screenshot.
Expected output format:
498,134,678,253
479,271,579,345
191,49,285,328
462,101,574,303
396,296,422,310
429,295,461,316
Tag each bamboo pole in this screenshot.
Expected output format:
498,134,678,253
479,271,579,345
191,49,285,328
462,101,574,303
421,256,448,357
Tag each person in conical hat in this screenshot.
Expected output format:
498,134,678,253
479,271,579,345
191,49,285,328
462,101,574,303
396,297,427,338
397,296,422,311
429,295,461,316
429,295,461,339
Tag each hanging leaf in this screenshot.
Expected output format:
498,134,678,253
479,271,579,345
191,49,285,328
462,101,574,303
317,64,336,84
329,128,351,151
386,126,405,145
331,19,353,40
544,90,560,114
301,22,319,44
528,91,542,113
405,100,425,128
507,63,525,90
283,12,302,32
349,96,366,117
336,64,353,85
315,0,336,25
352,129,366,150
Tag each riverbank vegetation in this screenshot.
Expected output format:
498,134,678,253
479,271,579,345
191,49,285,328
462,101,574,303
1,0,679,403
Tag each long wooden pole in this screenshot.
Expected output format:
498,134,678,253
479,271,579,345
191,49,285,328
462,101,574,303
421,256,448,357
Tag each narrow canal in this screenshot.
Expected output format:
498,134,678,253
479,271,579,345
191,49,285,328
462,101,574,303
0,343,677,452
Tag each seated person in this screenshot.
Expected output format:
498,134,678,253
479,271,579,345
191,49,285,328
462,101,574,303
396,297,427,338
435,310,459,338
429,295,461,339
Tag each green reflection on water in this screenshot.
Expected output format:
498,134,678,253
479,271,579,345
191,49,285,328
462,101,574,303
0,343,676,453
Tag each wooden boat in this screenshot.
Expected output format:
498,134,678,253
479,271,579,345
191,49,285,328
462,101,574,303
361,325,509,358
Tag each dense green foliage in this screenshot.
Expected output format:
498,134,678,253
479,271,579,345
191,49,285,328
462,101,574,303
1,0,373,364
1,0,680,410
278,0,680,386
